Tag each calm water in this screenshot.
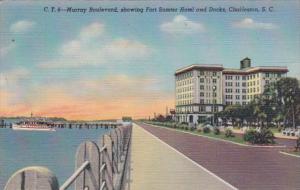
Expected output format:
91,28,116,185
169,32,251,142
0,127,110,189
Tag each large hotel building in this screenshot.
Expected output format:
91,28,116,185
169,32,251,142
175,58,288,124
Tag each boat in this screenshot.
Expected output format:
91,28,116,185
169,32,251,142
12,121,56,132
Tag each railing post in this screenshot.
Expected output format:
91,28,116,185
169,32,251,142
100,134,114,190
5,166,59,190
110,130,119,174
75,141,100,190
116,128,123,157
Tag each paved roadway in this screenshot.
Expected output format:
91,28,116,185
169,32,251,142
124,124,236,190
137,123,300,190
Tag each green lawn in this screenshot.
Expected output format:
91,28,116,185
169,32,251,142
144,122,247,145
282,150,300,156
291,151,300,156
199,131,245,144
269,127,281,134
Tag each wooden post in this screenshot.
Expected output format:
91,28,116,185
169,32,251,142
100,134,114,190
110,130,119,174
5,166,59,190
116,128,123,153
75,141,100,190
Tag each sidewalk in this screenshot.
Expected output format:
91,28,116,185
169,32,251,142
124,124,236,190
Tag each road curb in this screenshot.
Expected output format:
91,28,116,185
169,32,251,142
279,151,300,158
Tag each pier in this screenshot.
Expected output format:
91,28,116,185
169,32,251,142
0,119,120,129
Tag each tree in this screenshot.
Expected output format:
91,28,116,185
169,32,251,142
264,77,300,128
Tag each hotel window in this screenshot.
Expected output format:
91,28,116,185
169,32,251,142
266,73,269,77
266,80,269,85
200,92,204,97
213,79,217,83
253,81,255,85
236,82,240,87
242,102,247,105
200,78,204,83
200,85,204,90
200,71,204,75
242,95,246,100
242,82,246,87
213,93,217,97
236,95,240,100
213,72,217,76
236,89,240,93
242,76,246,80
200,99,204,104
257,87,259,92
277,73,281,77
242,89,247,93
200,106,205,112
236,76,240,80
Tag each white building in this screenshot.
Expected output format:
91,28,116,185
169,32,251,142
175,58,288,124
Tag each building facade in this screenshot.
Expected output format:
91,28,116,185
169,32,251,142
175,58,288,124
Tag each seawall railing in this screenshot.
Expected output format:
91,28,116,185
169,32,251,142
4,124,132,190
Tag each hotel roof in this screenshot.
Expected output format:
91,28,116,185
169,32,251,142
175,64,288,75
175,64,223,75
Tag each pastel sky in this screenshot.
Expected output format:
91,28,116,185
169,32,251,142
0,1,299,120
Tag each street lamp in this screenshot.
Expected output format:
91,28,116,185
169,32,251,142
212,85,217,126
290,88,296,129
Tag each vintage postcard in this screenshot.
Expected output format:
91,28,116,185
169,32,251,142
0,0,299,190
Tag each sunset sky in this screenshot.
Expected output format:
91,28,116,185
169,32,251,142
0,1,299,120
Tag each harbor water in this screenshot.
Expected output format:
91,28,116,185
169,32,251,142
0,125,110,189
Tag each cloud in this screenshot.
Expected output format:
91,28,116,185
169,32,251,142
232,18,278,30
79,22,104,40
160,15,205,34
103,39,151,60
10,20,36,33
0,68,31,114
0,68,30,87
0,42,15,57
39,22,151,68
0,74,173,120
